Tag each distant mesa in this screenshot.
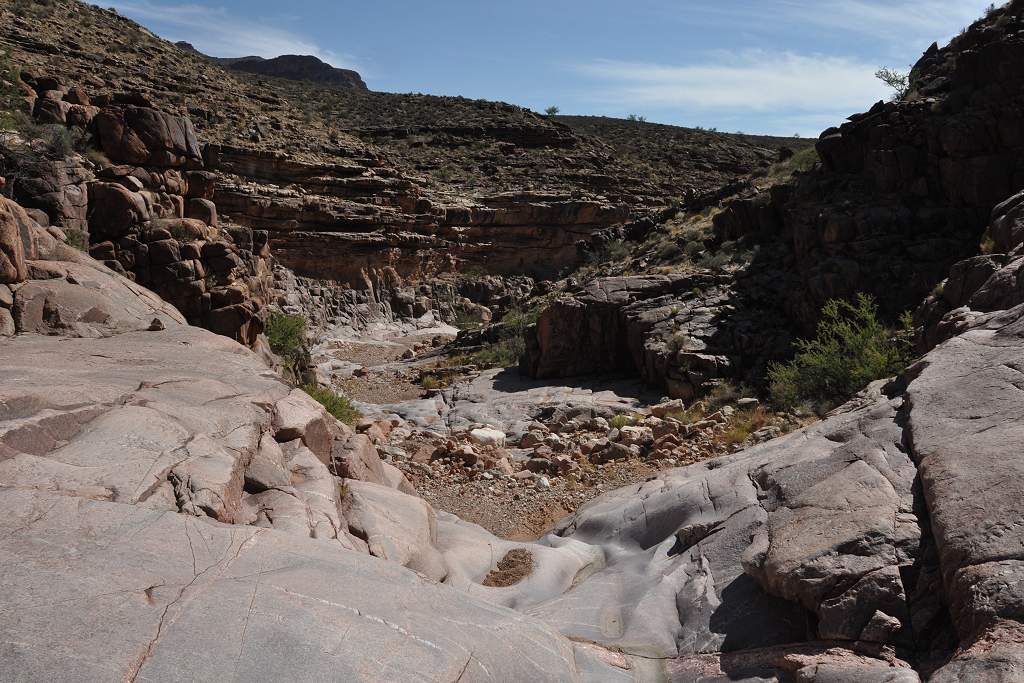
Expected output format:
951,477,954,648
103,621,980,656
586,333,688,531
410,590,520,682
175,41,367,90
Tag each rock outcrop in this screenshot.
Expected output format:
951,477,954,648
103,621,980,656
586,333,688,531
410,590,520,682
3,75,274,346
175,43,369,90
698,2,1024,334
524,269,794,398
917,187,1024,349
220,53,368,91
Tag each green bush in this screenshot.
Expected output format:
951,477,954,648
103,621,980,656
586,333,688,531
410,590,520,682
448,338,522,369
586,239,631,265
609,414,638,429
302,384,360,426
420,374,446,391
719,407,771,446
446,303,541,370
768,294,914,412
266,313,308,373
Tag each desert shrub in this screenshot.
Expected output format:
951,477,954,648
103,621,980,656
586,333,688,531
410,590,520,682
663,404,708,425
14,123,76,159
609,414,638,429
11,0,55,17
718,406,771,446
762,146,819,182
420,374,445,391
266,313,308,373
544,106,560,116
706,381,740,407
500,303,541,335
301,384,360,426
0,52,30,132
768,294,914,412
42,125,71,157
789,146,819,172
586,238,631,265
448,338,522,369
452,308,485,331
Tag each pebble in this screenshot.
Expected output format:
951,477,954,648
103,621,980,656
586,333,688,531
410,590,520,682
536,477,551,490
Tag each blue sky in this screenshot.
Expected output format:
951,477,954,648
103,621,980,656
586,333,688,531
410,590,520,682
107,0,999,136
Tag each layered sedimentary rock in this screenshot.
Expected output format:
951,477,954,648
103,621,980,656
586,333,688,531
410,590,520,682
210,143,633,283
524,268,795,398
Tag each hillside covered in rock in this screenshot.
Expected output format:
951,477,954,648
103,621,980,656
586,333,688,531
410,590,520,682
4,0,1024,681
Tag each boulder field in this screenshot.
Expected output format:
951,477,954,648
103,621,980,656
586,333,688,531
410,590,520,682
5,184,1024,681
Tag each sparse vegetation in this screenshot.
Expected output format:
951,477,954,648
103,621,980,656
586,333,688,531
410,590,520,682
760,145,819,183
0,52,30,132
544,106,560,116
266,313,309,375
64,230,88,252
11,0,56,18
585,238,631,266
609,414,638,429
302,383,360,426
168,222,196,241
85,147,112,169
718,406,771,446
875,67,911,101
452,308,486,331
446,339,522,369
420,374,447,391
768,294,914,413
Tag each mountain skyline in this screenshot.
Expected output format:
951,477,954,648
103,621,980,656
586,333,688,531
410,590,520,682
102,1,1002,136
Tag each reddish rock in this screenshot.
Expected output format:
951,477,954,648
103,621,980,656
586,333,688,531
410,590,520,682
94,105,202,168
185,170,217,199
86,182,149,239
186,198,217,227
0,198,31,284
63,87,90,106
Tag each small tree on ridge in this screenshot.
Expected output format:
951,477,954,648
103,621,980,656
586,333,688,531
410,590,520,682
875,67,910,101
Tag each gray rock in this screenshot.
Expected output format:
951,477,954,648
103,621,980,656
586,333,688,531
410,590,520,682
0,489,591,682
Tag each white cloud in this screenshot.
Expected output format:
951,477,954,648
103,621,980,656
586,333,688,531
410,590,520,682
104,1,362,71
681,0,998,52
783,0,1001,45
574,51,890,114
